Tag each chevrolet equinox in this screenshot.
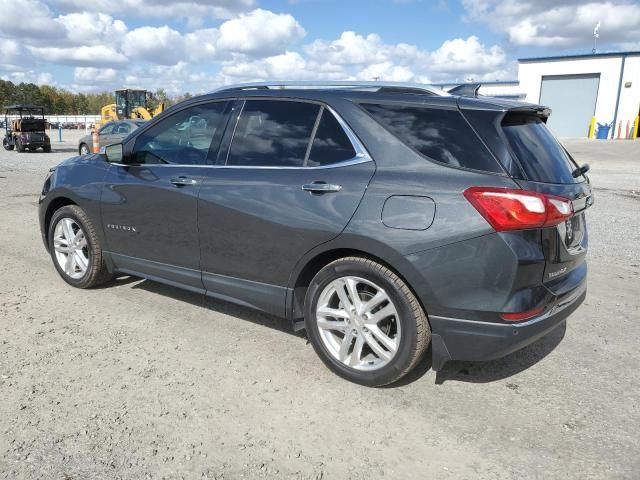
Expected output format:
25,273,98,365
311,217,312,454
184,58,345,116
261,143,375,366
39,81,592,386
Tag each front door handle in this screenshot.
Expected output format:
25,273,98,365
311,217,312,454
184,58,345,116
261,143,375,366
302,182,342,194
170,176,197,187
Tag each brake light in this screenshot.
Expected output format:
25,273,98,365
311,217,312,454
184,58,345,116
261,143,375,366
501,306,545,322
464,187,573,231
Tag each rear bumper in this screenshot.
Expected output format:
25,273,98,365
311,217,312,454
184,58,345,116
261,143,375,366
429,280,586,371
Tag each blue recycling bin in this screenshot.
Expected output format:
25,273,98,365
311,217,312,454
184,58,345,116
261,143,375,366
596,123,611,140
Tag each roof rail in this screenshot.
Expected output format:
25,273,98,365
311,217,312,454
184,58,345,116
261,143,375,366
211,81,449,96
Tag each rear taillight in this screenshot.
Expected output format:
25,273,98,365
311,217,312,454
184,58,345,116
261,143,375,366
464,187,573,232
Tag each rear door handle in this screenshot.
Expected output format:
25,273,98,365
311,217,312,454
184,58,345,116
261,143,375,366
170,176,198,187
302,182,342,194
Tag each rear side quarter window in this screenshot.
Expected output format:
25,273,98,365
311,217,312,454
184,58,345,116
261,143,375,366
361,103,503,173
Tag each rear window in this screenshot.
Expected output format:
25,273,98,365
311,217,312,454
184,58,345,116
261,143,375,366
361,103,503,173
502,116,580,184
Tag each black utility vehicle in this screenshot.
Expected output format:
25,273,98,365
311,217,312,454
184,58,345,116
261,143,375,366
38,82,592,386
3,105,51,152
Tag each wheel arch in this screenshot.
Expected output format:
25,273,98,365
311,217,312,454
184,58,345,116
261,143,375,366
287,239,431,330
43,196,78,248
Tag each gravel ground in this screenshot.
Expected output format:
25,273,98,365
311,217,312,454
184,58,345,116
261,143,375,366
0,132,639,479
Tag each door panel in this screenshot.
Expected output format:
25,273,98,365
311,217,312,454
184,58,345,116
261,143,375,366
198,163,375,288
100,100,230,290
101,164,205,289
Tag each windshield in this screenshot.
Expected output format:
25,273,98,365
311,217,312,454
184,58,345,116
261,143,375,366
502,116,581,184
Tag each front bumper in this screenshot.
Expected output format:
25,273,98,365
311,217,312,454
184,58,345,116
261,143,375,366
429,280,586,371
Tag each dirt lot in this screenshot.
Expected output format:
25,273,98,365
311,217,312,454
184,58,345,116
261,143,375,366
1,132,639,479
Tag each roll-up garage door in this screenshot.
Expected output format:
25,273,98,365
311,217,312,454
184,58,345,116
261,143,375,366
539,74,600,138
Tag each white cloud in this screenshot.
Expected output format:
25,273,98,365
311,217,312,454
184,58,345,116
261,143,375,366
430,36,506,74
56,12,127,46
51,0,256,21
216,9,306,56
74,67,120,84
0,0,65,41
122,26,186,65
29,45,128,67
463,0,640,48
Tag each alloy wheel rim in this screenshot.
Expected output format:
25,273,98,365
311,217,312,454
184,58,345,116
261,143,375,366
53,218,89,279
80,145,89,155
315,276,401,371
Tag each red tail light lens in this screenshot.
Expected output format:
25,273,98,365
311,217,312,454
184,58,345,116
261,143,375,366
464,187,573,232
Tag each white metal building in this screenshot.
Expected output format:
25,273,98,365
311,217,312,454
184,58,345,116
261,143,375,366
517,51,640,138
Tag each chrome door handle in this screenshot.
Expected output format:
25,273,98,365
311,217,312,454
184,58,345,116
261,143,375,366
170,176,197,186
302,183,342,194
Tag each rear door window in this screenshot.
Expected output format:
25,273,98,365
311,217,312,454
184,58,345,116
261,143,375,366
502,116,581,184
361,103,502,173
227,100,320,167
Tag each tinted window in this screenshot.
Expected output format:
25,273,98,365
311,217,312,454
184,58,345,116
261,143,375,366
99,123,116,135
115,123,131,135
361,103,502,173
133,102,227,165
227,100,319,167
502,116,580,184
307,109,356,167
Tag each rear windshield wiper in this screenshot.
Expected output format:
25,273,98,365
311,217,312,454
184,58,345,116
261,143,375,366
572,163,590,178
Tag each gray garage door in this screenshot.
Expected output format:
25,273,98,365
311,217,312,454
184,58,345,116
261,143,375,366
539,74,600,138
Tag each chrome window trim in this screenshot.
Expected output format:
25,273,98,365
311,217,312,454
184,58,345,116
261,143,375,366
121,98,373,170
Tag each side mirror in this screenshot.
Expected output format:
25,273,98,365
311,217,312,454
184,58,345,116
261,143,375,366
104,143,124,163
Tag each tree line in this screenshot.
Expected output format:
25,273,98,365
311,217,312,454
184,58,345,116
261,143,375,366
0,80,192,114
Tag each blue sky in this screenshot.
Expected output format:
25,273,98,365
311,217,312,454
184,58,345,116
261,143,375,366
1,0,639,95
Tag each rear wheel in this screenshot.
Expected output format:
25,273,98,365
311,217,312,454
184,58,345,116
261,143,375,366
43,144,51,153
48,205,113,288
2,138,13,151
304,257,430,386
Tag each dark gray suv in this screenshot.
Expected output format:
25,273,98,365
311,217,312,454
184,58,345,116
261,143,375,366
38,81,592,386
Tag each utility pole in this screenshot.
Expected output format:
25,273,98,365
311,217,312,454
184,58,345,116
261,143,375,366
592,21,600,54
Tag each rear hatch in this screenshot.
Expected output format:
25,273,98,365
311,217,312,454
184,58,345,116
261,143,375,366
459,99,593,294
501,113,592,292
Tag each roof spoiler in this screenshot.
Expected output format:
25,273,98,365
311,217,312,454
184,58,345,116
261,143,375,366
448,83,481,98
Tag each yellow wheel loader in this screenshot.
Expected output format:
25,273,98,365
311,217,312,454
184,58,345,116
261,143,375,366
99,89,165,126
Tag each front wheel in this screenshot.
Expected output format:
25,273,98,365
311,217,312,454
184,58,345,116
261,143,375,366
79,143,89,155
304,257,430,387
16,139,25,152
48,205,113,288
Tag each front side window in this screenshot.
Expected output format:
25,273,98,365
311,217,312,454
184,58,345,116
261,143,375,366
361,103,502,173
132,102,227,165
227,100,320,167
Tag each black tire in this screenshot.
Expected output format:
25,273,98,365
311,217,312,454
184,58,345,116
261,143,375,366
48,205,113,288
79,143,89,155
2,138,13,151
16,139,25,152
304,256,430,387
43,144,51,153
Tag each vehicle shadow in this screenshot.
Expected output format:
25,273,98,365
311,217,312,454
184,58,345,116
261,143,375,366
433,321,567,385
126,276,304,338
106,275,567,387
